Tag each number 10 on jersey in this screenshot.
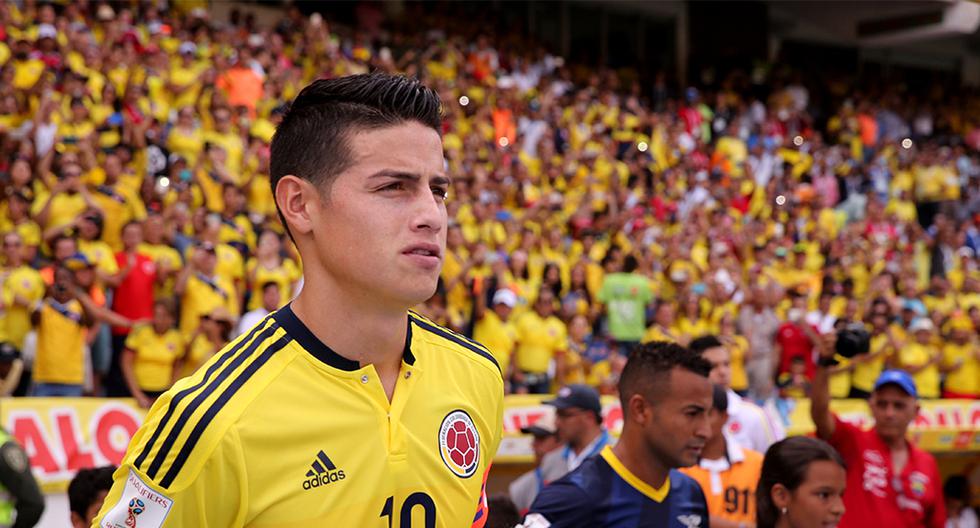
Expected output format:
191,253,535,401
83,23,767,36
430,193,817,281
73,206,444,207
380,492,437,528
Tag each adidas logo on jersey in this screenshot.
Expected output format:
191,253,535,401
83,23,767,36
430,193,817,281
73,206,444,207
302,450,346,490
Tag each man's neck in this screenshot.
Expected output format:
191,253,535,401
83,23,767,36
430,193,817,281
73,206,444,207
291,277,407,380
877,429,909,451
701,434,726,460
612,434,670,489
571,427,603,455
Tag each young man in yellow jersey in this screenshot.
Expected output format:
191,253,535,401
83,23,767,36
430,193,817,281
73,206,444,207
95,73,503,528
30,266,94,397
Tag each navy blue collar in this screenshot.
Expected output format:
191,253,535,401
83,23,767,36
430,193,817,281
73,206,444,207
272,303,415,371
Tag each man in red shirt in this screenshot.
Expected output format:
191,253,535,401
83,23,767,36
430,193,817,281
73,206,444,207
107,221,158,397
812,347,945,528
775,302,819,380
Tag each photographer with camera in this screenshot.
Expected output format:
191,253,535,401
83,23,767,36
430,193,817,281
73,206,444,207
811,327,946,528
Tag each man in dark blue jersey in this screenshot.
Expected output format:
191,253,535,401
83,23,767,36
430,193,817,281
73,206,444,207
520,341,713,528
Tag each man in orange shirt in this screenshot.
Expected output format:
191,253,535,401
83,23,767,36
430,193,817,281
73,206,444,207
680,385,763,528
216,51,264,116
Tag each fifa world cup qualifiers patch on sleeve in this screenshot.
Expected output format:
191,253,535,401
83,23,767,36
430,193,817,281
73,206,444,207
100,469,174,528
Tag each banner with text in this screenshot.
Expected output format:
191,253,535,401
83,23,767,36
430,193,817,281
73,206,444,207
0,396,976,490
0,398,146,493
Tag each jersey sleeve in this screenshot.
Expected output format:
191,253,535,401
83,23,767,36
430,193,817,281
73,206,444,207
124,327,143,351
92,417,248,527
521,479,594,528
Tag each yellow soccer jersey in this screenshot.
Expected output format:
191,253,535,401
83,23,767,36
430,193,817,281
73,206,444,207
125,325,185,392
94,306,503,528
179,273,238,336
0,265,45,350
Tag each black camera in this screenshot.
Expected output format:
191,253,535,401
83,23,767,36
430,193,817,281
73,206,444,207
835,323,871,358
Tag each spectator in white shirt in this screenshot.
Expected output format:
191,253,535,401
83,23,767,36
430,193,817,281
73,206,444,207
235,281,280,338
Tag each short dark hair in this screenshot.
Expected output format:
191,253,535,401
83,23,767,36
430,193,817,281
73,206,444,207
689,335,723,354
757,437,845,528
622,254,639,273
261,280,280,293
50,233,77,252
270,73,442,239
68,465,116,518
944,475,970,503
618,341,712,409
712,383,728,412
485,493,521,528
154,297,177,316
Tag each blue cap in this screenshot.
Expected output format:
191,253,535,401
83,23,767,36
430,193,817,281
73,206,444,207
873,370,918,398
544,384,602,415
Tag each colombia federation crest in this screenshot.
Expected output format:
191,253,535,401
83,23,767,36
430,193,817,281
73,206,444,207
438,409,480,478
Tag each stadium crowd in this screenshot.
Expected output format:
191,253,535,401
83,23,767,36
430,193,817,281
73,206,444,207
0,1,978,410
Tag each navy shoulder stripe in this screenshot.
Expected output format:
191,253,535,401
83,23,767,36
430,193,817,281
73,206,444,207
160,335,291,487
408,312,500,373
143,320,281,480
133,315,275,472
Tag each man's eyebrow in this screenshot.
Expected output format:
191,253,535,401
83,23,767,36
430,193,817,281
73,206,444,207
682,404,707,412
431,175,452,187
368,169,452,186
368,169,421,182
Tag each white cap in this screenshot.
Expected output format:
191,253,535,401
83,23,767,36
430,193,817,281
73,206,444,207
96,5,115,21
910,318,934,333
492,289,517,308
247,34,265,48
179,41,197,55
37,24,57,40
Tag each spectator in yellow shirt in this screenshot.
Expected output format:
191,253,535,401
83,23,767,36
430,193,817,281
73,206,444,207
514,288,567,394
166,106,205,166
121,299,184,408
473,288,518,386
246,229,300,311
203,106,244,176
642,300,685,345
893,318,942,399
32,164,100,234
30,266,94,397
2,191,42,264
0,232,45,352
181,307,235,379
940,316,979,399
718,313,750,396
175,240,239,337
560,314,590,386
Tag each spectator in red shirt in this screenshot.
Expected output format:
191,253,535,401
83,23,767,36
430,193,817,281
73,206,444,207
775,296,819,380
812,352,946,528
106,221,158,397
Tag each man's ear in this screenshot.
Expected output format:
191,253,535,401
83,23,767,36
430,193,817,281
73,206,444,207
627,393,650,426
275,175,317,237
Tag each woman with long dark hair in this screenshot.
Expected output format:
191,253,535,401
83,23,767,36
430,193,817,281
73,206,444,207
757,436,847,528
